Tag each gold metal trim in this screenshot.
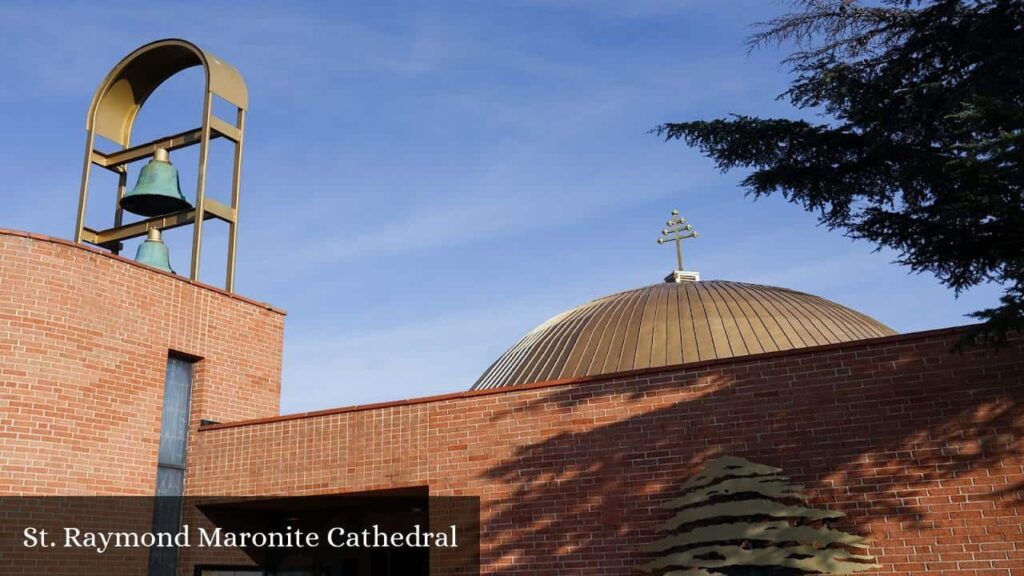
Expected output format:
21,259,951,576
471,281,897,390
658,209,699,272
92,127,214,169
210,116,242,142
74,38,247,291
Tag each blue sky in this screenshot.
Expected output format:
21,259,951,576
0,1,1003,413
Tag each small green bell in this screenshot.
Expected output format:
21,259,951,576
134,228,174,273
120,148,191,217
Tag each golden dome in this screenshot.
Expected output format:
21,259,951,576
472,280,895,390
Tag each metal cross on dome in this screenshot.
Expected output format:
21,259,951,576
657,209,699,271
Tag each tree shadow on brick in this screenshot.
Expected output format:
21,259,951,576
478,333,1024,573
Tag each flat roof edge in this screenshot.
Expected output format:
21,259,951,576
0,228,285,315
199,325,980,432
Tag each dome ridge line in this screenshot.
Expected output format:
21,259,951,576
470,280,897,391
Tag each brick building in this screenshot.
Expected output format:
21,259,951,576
1,226,1022,575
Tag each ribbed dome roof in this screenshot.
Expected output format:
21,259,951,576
472,280,895,390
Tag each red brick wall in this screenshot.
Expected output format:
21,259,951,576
191,329,1024,575
0,230,285,495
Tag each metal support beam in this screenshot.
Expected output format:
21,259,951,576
225,109,245,292
210,116,242,142
79,198,235,249
189,92,214,281
92,127,225,169
82,210,200,248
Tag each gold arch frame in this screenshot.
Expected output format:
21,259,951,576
74,38,248,291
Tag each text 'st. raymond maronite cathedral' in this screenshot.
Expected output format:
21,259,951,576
1,39,1021,576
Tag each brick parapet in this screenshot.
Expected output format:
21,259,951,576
0,230,285,495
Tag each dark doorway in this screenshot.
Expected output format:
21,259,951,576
195,488,430,576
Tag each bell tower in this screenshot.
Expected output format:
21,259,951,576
73,38,248,292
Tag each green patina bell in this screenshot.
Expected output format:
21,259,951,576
134,228,174,273
120,148,191,217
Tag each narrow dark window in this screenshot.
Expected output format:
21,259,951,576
149,355,194,576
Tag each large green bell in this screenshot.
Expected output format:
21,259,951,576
134,228,175,273
120,148,191,217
